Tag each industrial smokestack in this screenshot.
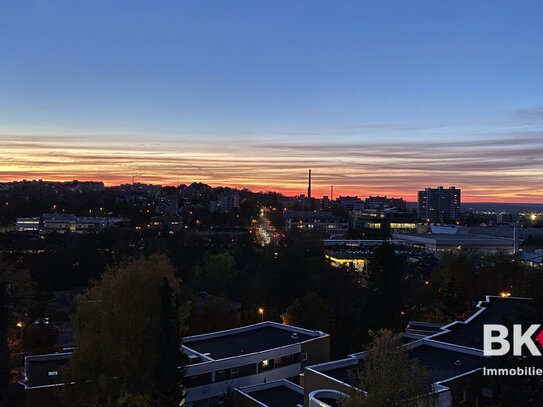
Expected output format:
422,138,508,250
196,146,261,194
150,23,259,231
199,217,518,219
308,169,312,199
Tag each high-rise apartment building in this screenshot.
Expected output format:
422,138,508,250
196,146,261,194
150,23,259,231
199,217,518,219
418,186,461,223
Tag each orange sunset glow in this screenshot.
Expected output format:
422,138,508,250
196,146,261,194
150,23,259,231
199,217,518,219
1,134,542,203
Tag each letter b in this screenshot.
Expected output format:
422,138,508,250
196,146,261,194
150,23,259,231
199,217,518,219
484,325,510,356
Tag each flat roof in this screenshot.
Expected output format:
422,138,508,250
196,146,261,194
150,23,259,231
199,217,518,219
519,252,543,263
320,360,363,386
183,322,323,360
245,384,303,407
24,353,72,388
396,233,511,242
393,233,513,248
430,296,532,350
311,342,492,388
410,344,492,383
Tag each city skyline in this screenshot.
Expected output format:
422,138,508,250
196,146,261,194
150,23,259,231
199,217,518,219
2,133,543,203
1,1,543,202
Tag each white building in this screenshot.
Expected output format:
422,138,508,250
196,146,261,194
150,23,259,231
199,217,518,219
182,322,330,406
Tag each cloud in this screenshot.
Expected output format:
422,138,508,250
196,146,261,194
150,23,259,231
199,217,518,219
0,132,542,202
514,106,543,120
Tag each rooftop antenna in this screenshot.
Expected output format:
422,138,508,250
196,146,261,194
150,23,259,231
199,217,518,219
131,173,142,184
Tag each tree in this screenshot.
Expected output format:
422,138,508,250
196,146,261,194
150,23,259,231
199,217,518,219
0,262,40,321
281,292,332,332
432,250,479,316
152,278,185,405
366,244,407,330
192,252,237,296
60,254,185,407
187,294,240,335
341,330,430,407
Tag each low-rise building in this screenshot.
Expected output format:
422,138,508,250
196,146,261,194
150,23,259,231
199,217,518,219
303,295,533,407
182,322,330,406
283,211,348,238
335,196,364,212
16,217,41,232
392,232,514,254
20,322,330,407
16,214,123,234
364,195,407,211
517,251,543,268
349,209,417,235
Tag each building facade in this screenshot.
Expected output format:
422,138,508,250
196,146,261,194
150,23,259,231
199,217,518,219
283,211,348,238
349,209,417,236
16,214,123,234
20,322,330,407
418,186,461,223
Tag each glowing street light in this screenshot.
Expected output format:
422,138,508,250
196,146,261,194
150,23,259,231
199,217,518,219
258,307,265,322
500,291,512,298
16,321,24,344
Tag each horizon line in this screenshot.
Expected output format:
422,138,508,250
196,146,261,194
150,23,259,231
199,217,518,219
1,177,542,205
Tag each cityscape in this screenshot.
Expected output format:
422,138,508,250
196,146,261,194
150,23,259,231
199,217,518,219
1,176,543,406
2,1,543,407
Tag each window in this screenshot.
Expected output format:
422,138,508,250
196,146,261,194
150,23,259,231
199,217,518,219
230,366,239,375
259,359,273,372
458,391,466,404
301,352,308,362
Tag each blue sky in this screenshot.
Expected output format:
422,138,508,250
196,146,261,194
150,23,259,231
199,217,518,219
1,1,543,201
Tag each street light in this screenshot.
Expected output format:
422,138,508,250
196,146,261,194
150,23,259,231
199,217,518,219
258,307,265,322
16,321,24,345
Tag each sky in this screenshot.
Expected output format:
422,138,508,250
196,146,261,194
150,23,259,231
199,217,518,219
1,1,543,202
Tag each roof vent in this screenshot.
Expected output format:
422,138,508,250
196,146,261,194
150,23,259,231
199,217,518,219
291,332,299,339
454,359,462,366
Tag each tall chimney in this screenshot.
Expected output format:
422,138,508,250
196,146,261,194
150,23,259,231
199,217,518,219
308,169,312,199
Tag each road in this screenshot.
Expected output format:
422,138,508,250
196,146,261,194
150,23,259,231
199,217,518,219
254,207,280,247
